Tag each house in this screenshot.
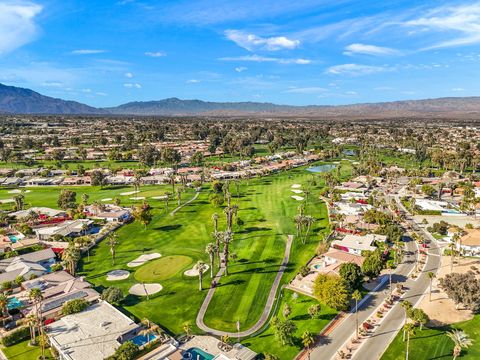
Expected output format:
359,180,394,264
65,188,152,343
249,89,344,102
47,301,140,360
458,229,480,256
0,248,56,283
10,207,67,221
84,204,131,223
34,219,93,240
331,234,387,255
310,249,365,275
22,271,100,319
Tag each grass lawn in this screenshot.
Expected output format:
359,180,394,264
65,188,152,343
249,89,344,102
134,255,193,282
2,339,54,360
1,160,351,337
243,290,337,360
381,315,480,360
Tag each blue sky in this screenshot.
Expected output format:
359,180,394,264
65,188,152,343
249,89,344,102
1,0,480,107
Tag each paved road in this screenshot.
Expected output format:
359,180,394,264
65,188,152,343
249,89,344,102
170,191,199,216
196,235,293,337
353,194,442,360
309,236,418,360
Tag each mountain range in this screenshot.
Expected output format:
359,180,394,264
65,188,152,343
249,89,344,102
2,82,480,119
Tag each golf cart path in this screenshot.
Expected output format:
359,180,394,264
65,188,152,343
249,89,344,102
170,191,200,216
196,234,294,337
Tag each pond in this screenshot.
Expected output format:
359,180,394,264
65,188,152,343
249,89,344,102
306,164,336,173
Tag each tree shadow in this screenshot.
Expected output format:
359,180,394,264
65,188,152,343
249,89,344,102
155,224,182,231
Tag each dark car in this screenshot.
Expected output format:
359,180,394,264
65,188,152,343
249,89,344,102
4,321,16,331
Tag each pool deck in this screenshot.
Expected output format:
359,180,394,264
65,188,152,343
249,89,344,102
179,335,255,360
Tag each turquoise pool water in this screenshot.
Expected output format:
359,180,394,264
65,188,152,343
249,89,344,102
184,347,214,360
306,164,336,173
8,235,19,243
313,264,322,269
7,297,23,310
130,334,157,347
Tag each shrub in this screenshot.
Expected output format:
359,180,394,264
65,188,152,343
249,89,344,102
1,326,30,347
101,287,124,304
109,341,139,360
62,299,89,315
50,263,63,272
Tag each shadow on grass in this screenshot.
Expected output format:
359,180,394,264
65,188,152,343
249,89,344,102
155,224,182,231
217,279,246,287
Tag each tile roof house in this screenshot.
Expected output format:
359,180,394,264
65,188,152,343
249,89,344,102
331,234,387,255
0,248,56,283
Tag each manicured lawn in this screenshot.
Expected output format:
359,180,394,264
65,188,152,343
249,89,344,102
2,339,54,360
243,290,337,360
1,161,351,336
381,315,480,360
134,255,193,282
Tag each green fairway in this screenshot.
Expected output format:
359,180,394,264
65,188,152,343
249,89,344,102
1,161,351,336
243,290,337,360
134,255,193,282
381,315,480,360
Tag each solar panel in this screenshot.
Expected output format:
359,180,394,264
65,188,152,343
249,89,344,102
42,290,88,312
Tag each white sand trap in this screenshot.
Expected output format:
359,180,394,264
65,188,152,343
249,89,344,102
291,189,303,194
130,196,145,200
291,184,302,189
0,199,15,204
291,195,305,201
129,283,163,296
151,195,169,200
127,253,162,268
184,264,210,277
101,198,113,202
120,191,139,196
106,270,130,281
8,189,31,194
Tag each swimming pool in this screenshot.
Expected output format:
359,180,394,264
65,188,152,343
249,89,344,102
313,264,322,269
130,333,157,347
8,235,19,243
306,164,336,173
7,297,24,310
183,347,214,360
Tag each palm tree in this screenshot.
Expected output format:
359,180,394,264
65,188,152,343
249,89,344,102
302,215,315,244
211,213,219,234
449,239,457,273
0,294,8,326
205,243,216,278
108,233,119,265
404,323,416,360
81,193,89,205
195,261,208,291
352,290,362,340
163,192,170,212
446,330,473,360
13,194,24,211
222,231,233,276
301,331,315,360
294,214,304,238
62,243,80,276
28,287,44,353
183,323,192,337
401,300,412,341
26,314,38,345
140,318,159,345
427,272,436,302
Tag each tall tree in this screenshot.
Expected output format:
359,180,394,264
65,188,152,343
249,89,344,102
352,290,362,341
195,261,208,291
446,330,473,360
108,233,119,265
205,243,216,278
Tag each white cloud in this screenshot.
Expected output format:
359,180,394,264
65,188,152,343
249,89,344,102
285,87,328,94
186,79,201,83
343,43,400,56
124,72,133,78
41,81,63,88
71,49,107,55
452,87,465,91
145,51,166,57
124,83,141,88
235,66,247,72
0,1,43,55
406,3,480,49
225,30,300,51
345,90,358,95
81,88,92,93
220,54,311,65
326,63,392,76
96,92,108,96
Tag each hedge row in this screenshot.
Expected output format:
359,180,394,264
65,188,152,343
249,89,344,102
2,326,30,347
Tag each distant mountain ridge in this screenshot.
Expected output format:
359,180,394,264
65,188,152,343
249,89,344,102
2,82,480,118
0,83,104,115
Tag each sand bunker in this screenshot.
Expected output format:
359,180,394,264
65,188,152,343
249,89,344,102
291,195,305,201
101,198,113,202
8,189,31,194
127,253,162,267
0,199,15,204
291,189,303,194
291,184,302,189
130,196,146,200
120,191,139,196
151,195,169,200
129,283,163,296
106,270,130,281
184,264,210,277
